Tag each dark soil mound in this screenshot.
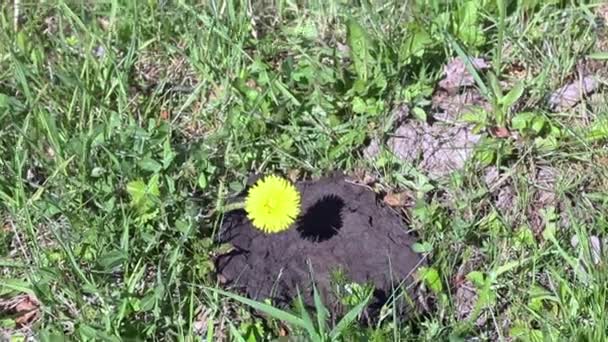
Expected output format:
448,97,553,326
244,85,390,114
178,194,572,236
215,174,423,320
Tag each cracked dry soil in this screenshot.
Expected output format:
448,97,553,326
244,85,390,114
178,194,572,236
215,174,423,319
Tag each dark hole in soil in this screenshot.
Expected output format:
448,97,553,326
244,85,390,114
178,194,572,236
366,289,388,319
296,195,344,242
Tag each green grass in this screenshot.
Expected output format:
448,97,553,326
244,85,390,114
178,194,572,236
1,0,608,340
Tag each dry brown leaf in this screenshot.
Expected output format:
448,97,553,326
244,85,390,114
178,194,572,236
362,174,376,186
349,168,376,186
528,167,558,235
548,76,598,112
160,110,170,121
452,250,489,327
489,126,512,139
505,62,527,80
432,89,491,122
245,79,260,91
192,307,211,335
0,294,41,328
438,57,489,92
15,309,38,326
455,280,478,320
206,85,225,103
363,138,381,160
286,169,300,183
571,235,603,265
278,323,289,337
14,298,37,313
594,155,608,168
599,3,608,20
98,17,111,31
383,191,412,207
502,61,534,90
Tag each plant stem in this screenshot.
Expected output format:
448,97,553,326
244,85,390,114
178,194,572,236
495,0,506,75
221,201,246,213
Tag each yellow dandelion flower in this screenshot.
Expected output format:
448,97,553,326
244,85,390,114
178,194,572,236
245,175,301,233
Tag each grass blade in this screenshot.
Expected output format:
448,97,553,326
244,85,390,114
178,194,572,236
588,52,608,60
295,291,321,341
205,286,307,330
329,289,373,340
445,33,490,97
313,283,329,338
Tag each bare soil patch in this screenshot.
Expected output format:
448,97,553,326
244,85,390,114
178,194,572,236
215,174,423,319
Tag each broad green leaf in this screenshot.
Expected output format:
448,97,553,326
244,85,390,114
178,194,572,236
138,157,162,172
534,136,559,151
127,180,147,203
147,174,160,197
515,227,535,247
127,180,151,214
531,117,546,134
476,148,495,166
16,31,28,52
0,318,16,329
0,93,25,111
509,324,544,342
127,175,160,215
198,173,208,189
78,325,99,339
588,52,608,60
38,329,68,342
347,19,372,81
418,267,443,294
37,110,64,157
412,107,427,121
586,119,608,141
495,259,529,277
97,250,127,272
477,282,497,308
466,271,486,287
400,23,433,59
287,20,318,40
352,97,367,114
459,1,478,30
457,0,485,47
511,112,534,131
461,110,487,125
162,139,176,169
0,279,34,296
488,72,503,99
412,242,433,253
0,94,9,108
500,81,525,107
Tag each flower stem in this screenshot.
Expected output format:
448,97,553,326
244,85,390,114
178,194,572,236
221,201,246,213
